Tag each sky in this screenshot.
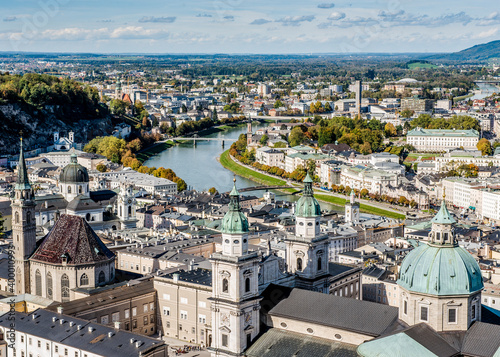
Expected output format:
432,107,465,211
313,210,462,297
0,0,499,54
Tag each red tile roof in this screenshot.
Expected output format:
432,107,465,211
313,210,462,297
31,214,115,265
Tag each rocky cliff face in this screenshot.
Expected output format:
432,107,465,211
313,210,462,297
0,103,113,154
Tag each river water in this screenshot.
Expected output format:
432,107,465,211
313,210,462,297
471,82,500,100
143,122,342,211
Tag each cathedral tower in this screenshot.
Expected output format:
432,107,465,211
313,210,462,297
345,189,360,225
12,137,37,295
285,173,330,292
117,183,137,229
209,180,261,357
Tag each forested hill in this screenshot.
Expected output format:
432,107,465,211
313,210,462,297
0,73,112,153
429,40,500,62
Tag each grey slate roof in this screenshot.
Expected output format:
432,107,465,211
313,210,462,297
246,328,358,357
161,268,212,287
461,322,500,357
269,289,399,337
404,324,460,357
0,309,166,356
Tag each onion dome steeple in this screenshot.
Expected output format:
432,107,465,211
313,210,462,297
221,178,249,234
295,172,321,218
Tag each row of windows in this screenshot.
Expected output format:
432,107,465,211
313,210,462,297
403,300,477,323
296,257,323,272
34,271,106,300
221,277,252,294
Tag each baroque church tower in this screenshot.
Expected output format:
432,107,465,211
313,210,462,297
345,189,360,225
285,173,330,293
12,137,37,295
209,180,261,357
117,183,137,229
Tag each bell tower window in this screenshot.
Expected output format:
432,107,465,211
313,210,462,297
222,278,229,293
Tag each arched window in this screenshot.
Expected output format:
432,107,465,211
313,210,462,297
317,257,322,271
119,206,122,217
15,212,19,224
46,273,53,299
26,212,31,224
245,278,250,293
222,278,229,293
98,271,105,284
61,274,70,302
68,186,71,194
35,270,42,296
297,258,303,271
86,213,91,221
471,304,476,320
80,273,89,286
128,206,132,216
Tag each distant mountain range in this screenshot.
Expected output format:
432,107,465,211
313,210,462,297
429,40,500,62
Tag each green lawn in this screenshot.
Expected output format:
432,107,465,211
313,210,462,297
315,194,406,220
408,62,438,69
136,142,173,162
220,150,287,186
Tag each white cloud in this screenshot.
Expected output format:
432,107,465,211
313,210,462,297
138,16,176,23
473,27,498,39
276,15,315,26
317,3,335,9
327,12,346,21
251,18,272,25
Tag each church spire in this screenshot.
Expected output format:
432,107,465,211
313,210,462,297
16,134,31,191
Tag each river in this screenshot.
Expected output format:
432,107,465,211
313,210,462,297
471,82,500,100
143,122,342,211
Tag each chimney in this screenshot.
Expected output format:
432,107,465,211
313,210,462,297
77,325,82,330
173,273,179,283
108,331,115,338
114,321,121,330
88,326,94,333
57,306,63,314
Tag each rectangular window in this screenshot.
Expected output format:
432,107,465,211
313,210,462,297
150,314,154,323
166,321,170,328
420,306,428,321
199,301,206,308
150,302,154,311
143,304,148,313
222,334,228,347
180,297,188,304
143,316,148,325
404,300,408,315
112,312,120,322
448,308,457,323
192,327,196,334
163,294,170,300
180,310,188,320
132,307,137,316
124,309,130,318
101,315,109,324
198,314,206,324
179,324,182,331
133,320,137,328
163,307,170,316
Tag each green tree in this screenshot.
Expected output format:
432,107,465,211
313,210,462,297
109,99,129,116
400,109,414,118
274,100,284,108
289,127,306,147
96,163,107,172
174,177,187,192
477,138,492,156
273,141,287,148
384,123,397,137
208,187,218,195
260,134,269,145
318,126,336,147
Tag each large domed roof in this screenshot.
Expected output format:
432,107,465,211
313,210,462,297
221,182,249,234
397,243,483,296
60,154,89,184
295,173,321,218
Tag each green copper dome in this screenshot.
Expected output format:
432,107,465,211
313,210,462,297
221,181,249,234
397,243,483,296
60,154,89,183
295,173,321,218
431,199,456,225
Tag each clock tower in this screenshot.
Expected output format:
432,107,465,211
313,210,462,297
116,183,137,229
209,180,261,357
